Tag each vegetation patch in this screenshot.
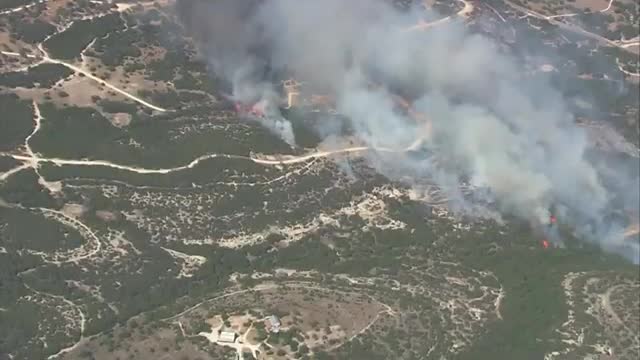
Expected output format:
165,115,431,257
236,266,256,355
31,103,293,167
0,94,33,152
29,103,123,159
0,63,73,88
43,13,124,60
0,0,32,11
8,18,56,44
97,99,139,114
0,207,85,252
0,169,57,208
90,28,142,68
0,155,19,172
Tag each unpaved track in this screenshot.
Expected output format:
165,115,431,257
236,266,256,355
20,284,87,360
504,0,638,55
600,0,615,13
35,207,103,264
616,57,640,77
4,135,425,176
0,200,103,264
405,0,474,32
0,49,168,112
0,0,47,16
0,163,30,181
601,284,625,326
42,53,168,112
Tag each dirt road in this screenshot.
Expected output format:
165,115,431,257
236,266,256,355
4,131,427,176
1,50,168,112
405,0,474,32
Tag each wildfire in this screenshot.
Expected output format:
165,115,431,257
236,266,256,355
624,222,640,238
234,100,267,118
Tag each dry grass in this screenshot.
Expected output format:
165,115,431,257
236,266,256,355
139,45,167,63
0,32,35,56
41,0,74,22
624,44,639,55
60,325,233,360
105,64,170,94
55,75,116,107
177,284,389,355
572,0,611,11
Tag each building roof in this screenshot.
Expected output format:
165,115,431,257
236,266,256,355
218,331,236,343
268,315,281,326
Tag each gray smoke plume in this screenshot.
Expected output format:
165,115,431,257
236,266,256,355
176,0,296,144
176,0,639,262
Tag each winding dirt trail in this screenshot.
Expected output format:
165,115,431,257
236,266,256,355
20,284,86,360
34,207,103,264
0,102,104,266
598,283,639,338
0,200,103,264
3,135,426,177
601,284,624,326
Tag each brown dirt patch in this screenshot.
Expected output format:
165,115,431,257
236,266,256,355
10,72,135,109
38,0,75,23
58,323,235,360
266,288,382,336
52,75,129,107
572,0,611,11
139,45,167,63
624,44,639,55
0,32,35,58
96,210,118,222
62,203,86,218
206,315,223,328
110,112,132,128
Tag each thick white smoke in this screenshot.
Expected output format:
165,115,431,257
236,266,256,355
177,0,639,262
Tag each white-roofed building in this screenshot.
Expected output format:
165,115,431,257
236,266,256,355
266,315,281,333
218,331,236,343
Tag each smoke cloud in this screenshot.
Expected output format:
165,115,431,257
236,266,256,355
176,0,639,262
